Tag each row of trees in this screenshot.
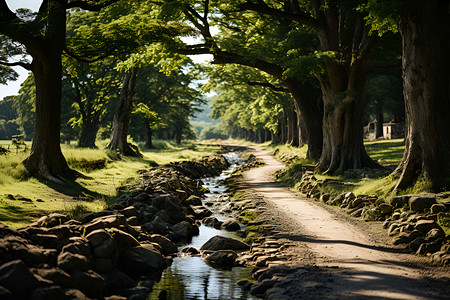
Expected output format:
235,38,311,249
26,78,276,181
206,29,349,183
0,0,201,183
163,0,450,192
1,0,449,192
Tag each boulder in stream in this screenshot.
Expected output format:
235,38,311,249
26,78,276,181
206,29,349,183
200,235,250,251
204,250,238,269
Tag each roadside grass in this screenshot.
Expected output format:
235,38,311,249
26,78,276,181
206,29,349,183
0,139,220,228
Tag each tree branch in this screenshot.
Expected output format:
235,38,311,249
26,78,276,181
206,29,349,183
67,0,120,11
238,0,321,30
246,81,289,92
0,60,31,70
63,46,113,63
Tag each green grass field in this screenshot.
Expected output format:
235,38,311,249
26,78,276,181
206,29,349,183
0,140,220,228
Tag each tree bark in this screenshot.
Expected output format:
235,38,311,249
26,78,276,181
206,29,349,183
23,46,74,183
375,112,384,139
318,60,378,173
284,79,322,160
107,68,141,157
145,122,154,149
393,0,450,191
78,116,100,148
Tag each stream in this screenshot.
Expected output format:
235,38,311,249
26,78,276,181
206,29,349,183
148,153,258,300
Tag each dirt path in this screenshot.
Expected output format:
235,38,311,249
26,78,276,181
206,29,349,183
240,147,450,299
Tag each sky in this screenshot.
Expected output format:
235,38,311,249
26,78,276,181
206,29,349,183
0,0,213,101
0,1,41,100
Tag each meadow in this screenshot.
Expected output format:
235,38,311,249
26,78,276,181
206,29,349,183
0,140,220,228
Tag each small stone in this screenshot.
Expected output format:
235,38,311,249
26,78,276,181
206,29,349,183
409,195,436,212
414,220,440,233
57,252,90,272
431,204,446,214
221,219,241,231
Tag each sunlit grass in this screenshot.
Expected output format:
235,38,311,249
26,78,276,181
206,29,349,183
0,139,219,228
364,138,405,167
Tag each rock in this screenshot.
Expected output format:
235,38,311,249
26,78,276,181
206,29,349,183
185,195,202,206
150,234,178,255
203,217,222,229
319,194,331,202
32,267,72,288
205,250,238,269
57,251,90,273
350,208,363,218
200,236,250,251
378,203,394,215
94,257,114,273
29,285,66,300
64,289,89,299
93,237,118,258
118,245,166,277
43,213,68,227
192,206,213,219
414,220,440,233
0,285,12,299
85,229,112,248
60,240,91,258
102,270,136,294
431,204,446,214
417,239,444,255
388,223,400,236
73,270,105,298
109,228,140,255
390,196,409,208
362,207,382,221
391,212,401,221
425,228,446,242
121,206,139,218
1,235,56,265
408,237,426,252
29,234,60,249
393,233,411,245
171,221,195,240
181,247,200,256
253,266,299,281
0,260,40,298
250,279,278,296
221,219,241,231
83,214,128,235
409,195,436,212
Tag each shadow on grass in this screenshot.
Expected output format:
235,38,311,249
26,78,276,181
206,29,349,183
0,203,46,226
45,178,102,200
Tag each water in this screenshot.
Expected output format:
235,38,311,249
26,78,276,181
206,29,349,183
148,153,257,300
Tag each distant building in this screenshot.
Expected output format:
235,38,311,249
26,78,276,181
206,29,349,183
364,121,404,140
383,122,404,140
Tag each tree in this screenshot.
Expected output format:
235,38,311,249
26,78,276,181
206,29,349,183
0,0,122,183
63,58,121,148
235,0,382,173
364,0,450,191
160,0,324,159
393,0,450,190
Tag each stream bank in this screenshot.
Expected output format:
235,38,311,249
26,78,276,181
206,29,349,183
0,146,257,299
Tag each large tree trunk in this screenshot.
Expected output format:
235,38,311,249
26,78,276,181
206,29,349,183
284,79,322,160
23,48,74,183
318,61,378,173
393,0,450,191
107,69,141,157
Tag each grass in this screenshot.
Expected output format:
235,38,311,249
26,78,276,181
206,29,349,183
364,139,405,167
0,139,220,228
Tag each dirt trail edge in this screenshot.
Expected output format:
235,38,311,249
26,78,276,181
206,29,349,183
241,146,450,299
